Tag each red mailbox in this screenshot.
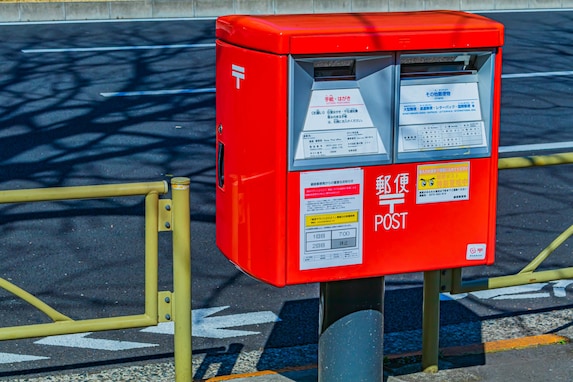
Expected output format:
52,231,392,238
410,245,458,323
215,11,504,287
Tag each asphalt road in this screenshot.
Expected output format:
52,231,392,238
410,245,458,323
0,10,573,379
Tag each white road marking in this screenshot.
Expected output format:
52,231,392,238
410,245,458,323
97,68,573,98
1,17,215,26
493,292,551,300
503,70,573,79
466,284,546,300
440,292,468,301
142,306,281,339
0,352,49,364
34,332,158,351
22,43,215,54
499,141,573,153
141,321,175,335
100,87,216,97
551,280,573,297
442,280,573,301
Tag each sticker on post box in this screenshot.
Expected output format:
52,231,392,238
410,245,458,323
301,128,380,158
466,244,486,260
398,121,487,152
300,168,363,270
303,88,373,130
416,162,469,204
399,82,482,125
294,88,385,160
398,82,487,152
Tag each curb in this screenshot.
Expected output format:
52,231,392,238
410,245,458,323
200,333,570,381
201,365,317,382
441,333,569,356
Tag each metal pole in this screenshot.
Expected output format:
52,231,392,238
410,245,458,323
422,270,441,373
144,192,159,327
0,181,167,204
171,177,192,382
319,277,384,382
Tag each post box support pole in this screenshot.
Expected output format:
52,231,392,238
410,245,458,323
422,270,441,373
318,277,384,382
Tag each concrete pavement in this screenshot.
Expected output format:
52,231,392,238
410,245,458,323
11,331,572,381
7,303,573,381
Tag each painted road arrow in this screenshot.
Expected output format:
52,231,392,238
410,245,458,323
0,352,49,364
142,306,281,339
440,280,573,301
34,333,158,351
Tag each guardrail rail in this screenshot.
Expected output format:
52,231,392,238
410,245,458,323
0,177,192,382
421,152,573,372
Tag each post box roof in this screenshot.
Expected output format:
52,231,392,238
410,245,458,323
216,11,504,54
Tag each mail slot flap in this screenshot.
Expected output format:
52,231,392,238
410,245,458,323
400,53,478,78
313,59,357,81
216,11,505,55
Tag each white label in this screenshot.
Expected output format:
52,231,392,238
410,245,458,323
303,88,373,131
301,128,380,158
399,121,487,152
399,82,482,125
294,88,386,160
300,168,363,270
466,244,487,260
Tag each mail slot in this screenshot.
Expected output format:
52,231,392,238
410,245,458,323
215,11,504,287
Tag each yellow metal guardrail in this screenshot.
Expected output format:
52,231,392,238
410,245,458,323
6,154,571,378
422,152,573,373
0,177,192,382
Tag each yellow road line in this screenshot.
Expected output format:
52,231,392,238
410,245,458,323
442,333,569,356
199,334,569,381
201,364,317,381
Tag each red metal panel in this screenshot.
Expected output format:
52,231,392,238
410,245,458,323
215,40,289,286
285,158,498,285
216,11,504,55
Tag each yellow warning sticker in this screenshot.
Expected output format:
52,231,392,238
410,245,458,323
417,162,470,204
305,211,359,227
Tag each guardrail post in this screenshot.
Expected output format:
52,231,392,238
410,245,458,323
171,177,192,382
422,270,441,373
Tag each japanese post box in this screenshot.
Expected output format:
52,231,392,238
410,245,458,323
215,11,504,287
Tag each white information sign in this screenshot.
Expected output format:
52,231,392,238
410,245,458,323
303,88,373,131
398,121,487,152
294,88,385,160
301,128,380,158
399,82,482,125
300,168,363,270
